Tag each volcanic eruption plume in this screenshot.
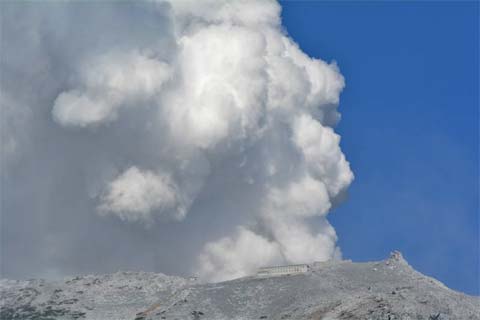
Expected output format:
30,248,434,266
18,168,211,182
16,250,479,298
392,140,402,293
1,0,353,281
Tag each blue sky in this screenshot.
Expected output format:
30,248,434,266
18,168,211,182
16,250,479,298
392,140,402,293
281,1,479,295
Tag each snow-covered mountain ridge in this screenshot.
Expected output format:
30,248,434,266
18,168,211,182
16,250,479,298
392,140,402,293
1,252,478,320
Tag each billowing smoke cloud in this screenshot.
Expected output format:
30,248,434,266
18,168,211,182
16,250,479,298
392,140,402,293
53,51,173,127
98,166,185,223
1,0,353,282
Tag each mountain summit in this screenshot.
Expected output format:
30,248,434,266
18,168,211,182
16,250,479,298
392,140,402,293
1,252,478,320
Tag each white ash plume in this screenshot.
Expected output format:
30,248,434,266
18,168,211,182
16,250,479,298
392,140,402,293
1,0,353,280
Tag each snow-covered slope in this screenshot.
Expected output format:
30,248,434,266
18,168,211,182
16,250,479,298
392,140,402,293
1,253,478,320
0,272,191,320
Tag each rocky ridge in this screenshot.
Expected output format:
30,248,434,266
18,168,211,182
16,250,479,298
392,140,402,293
1,252,478,320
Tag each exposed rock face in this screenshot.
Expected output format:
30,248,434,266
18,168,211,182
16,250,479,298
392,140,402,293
1,253,478,320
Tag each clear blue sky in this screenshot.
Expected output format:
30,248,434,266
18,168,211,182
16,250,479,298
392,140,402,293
281,1,479,295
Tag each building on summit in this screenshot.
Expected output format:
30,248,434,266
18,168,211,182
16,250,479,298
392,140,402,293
257,264,309,277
